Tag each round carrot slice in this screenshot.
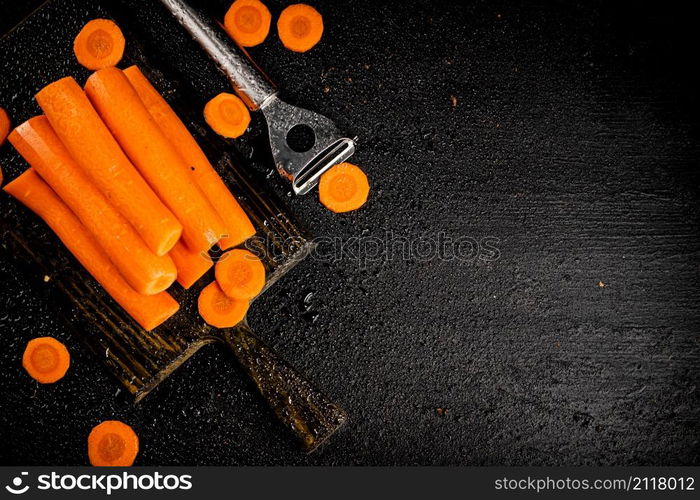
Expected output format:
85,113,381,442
73,19,125,71
198,281,249,328
318,162,370,213
215,249,265,300
0,106,10,146
204,93,251,139
22,337,70,384
88,420,139,467
224,0,271,47
277,4,323,53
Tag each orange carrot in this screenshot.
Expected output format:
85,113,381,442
123,65,256,249
85,68,226,253
22,337,70,384
0,106,10,145
224,0,271,47
277,4,323,53
215,248,265,300
170,241,213,289
203,92,250,139
88,420,139,467
9,116,177,295
73,19,125,70
198,281,249,328
36,77,182,256
318,162,369,213
3,169,180,331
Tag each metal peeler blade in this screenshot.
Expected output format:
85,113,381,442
159,0,356,194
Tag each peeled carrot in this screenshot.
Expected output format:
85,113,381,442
36,77,182,256
0,106,10,145
170,241,213,289
203,92,251,139
215,249,265,300
4,169,180,331
22,337,70,384
9,116,177,295
73,19,125,70
88,420,139,467
85,68,226,253
198,281,249,328
277,4,323,53
224,0,271,47
318,162,369,213
123,66,256,249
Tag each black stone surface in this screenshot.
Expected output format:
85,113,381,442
0,0,698,465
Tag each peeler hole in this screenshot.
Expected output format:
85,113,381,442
286,124,316,153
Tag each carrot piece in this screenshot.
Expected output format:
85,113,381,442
170,241,213,289
203,93,251,139
318,162,369,213
85,68,226,253
88,420,139,467
224,0,271,47
22,337,70,384
9,116,177,295
123,66,256,249
0,106,10,145
277,4,323,53
198,281,249,328
3,169,180,331
36,77,182,256
215,248,265,300
73,19,125,70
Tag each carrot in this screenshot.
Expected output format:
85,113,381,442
88,420,139,467
224,0,271,47
36,77,182,256
170,241,213,289
73,19,125,70
0,106,10,145
123,66,256,249
9,116,177,295
318,162,369,213
203,92,251,139
198,281,249,328
3,169,180,331
22,337,70,384
215,248,265,300
85,68,226,253
277,4,323,53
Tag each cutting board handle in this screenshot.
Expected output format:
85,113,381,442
223,324,347,452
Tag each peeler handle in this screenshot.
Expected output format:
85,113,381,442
222,323,347,452
158,0,277,110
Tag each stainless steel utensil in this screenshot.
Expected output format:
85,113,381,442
159,0,356,195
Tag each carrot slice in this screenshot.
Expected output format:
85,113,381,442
170,241,213,289
85,68,226,253
88,420,139,467
123,66,256,249
318,162,369,213
215,248,265,300
277,4,323,53
224,0,271,47
36,77,182,256
9,116,177,296
204,93,251,139
198,281,249,328
22,337,70,384
0,106,10,146
3,169,180,331
73,19,125,71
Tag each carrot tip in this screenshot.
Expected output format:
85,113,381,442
22,337,70,384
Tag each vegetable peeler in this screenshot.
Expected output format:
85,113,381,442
159,0,356,195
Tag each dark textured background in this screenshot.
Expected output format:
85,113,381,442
1,0,698,465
